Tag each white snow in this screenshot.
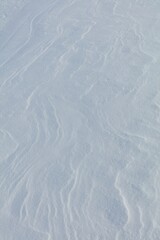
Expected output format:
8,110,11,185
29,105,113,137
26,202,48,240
0,0,160,239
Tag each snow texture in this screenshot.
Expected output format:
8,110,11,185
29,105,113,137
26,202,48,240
0,0,160,239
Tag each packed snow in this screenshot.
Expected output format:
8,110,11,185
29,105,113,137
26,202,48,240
0,0,160,239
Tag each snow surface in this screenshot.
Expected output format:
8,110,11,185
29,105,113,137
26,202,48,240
0,0,160,239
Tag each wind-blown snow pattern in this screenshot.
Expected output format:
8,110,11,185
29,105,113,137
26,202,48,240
0,0,160,239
